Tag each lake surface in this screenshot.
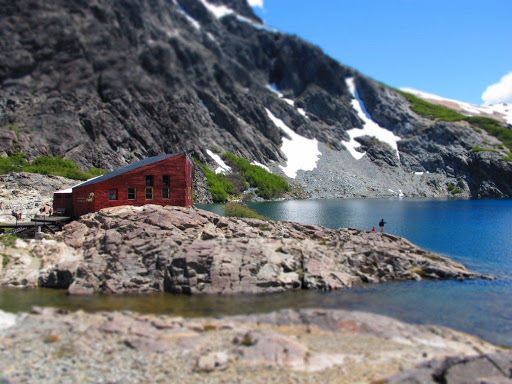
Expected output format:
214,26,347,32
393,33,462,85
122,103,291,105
1,198,511,346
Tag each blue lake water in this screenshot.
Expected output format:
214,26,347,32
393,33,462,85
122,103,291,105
1,198,511,346
199,198,512,346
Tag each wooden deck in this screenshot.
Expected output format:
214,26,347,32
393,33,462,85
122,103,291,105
0,216,71,228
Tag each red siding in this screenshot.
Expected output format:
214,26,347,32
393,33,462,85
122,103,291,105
71,153,193,217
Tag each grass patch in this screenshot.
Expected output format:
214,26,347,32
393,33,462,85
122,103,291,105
396,90,465,121
224,202,265,220
451,187,462,195
472,146,500,153
194,159,235,203
398,90,512,152
2,254,9,268
0,234,18,248
466,116,512,152
0,154,107,181
223,153,290,199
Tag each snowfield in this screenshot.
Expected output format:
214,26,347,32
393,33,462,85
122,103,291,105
206,149,231,174
267,84,308,118
343,77,401,160
266,109,320,178
401,88,512,125
251,161,270,172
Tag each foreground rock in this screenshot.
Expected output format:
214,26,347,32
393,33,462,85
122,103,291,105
0,205,485,294
0,308,505,384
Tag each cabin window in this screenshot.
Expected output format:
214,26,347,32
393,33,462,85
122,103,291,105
163,175,170,186
127,188,136,200
145,175,154,186
109,189,118,201
65,195,72,199
145,187,153,200
162,188,170,199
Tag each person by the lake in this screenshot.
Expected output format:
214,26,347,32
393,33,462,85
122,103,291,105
371,226,376,232
379,219,386,234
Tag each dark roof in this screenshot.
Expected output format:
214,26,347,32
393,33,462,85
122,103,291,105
76,153,181,188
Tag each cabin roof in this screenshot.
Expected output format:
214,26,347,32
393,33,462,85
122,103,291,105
76,153,181,188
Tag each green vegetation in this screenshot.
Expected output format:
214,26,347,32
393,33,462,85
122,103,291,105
502,153,512,162
0,234,18,248
223,153,290,199
194,159,235,203
472,146,500,153
396,91,465,121
2,254,9,268
410,267,427,277
8,124,21,133
0,154,107,180
447,184,461,195
398,90,512,153
465,116,512,152
224,202,265,220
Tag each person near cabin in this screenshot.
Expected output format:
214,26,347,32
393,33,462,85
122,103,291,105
379,219,386,234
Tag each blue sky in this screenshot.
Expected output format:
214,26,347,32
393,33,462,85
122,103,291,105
252,0,512,105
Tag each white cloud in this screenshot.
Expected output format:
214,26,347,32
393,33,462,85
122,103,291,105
248,0,264,8
482,72,512,105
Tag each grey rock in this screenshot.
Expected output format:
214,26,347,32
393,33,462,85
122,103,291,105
1,205,485,294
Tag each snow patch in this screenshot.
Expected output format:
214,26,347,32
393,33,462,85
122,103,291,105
248,0,264,7
414,172,424,175
343,78,401,160
266,109,320,178
251,161,270,172
267,84,308,118
206,149,231,174
199,0,233,18
0,311,16,331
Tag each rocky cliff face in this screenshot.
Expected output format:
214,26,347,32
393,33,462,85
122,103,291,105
1,0,511,197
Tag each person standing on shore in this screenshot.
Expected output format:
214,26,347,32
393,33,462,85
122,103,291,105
379,219,386,234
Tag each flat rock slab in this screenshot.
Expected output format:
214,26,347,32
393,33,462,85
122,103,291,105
1,205,486,294
0,308,505,384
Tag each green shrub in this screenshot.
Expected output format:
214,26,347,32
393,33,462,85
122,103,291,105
396,91,465,121
397,90,512,152
222,153,290,199
2,254,9,268
447,184,455,191
224,202,265,220
451,188,462,195
0,234,18,248
472,146,500,153
0,155,107,180
194,159,235,203
465,117,512,152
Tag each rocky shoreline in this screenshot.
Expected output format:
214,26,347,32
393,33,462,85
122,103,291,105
1,204,486,295
0,307,509,383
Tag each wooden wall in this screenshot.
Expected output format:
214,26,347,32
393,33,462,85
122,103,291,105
72,153,193,217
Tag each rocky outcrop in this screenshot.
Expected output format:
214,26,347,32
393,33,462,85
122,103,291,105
1,205,485,294
0,307,503,383
384,351,512,383
1,0,511,198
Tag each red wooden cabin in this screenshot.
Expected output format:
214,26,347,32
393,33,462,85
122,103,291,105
53,153,193,217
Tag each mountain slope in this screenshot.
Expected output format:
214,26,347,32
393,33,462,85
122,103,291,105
1,0,511,198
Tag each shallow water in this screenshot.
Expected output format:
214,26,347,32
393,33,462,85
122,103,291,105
1,198,511,346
